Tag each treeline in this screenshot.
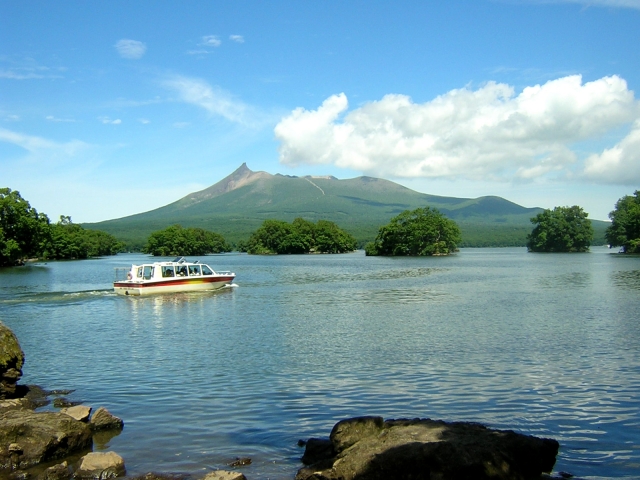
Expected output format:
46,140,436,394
237,218,357,254
1,188,123,267
5,186,639,265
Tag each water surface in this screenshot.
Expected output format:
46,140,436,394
1,248,639,479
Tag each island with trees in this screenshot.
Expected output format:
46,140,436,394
365,207,461,256
1,188,123,267
239,218,357,254
606,191,640,254
526,205,594,253
143,225,231,256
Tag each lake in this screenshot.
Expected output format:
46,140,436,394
1,247,639,479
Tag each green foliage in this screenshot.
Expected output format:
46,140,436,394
366,207,461,256
606,191,640,253
244,218,357,254
143,225,231,256
42,216,124,260
527,206,593,252
0,188,51,266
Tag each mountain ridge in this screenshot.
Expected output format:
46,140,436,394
85,163,607,248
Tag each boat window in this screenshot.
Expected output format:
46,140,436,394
188,265,201,276
162,266,175,278
136,267,143,278
201,265,214,276
176,266,188,277
143,265,153,280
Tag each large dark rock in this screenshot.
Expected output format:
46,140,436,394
0,322,25,399
297,416,559,480
0,410,92,471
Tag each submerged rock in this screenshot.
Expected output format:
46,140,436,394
297,416,559,480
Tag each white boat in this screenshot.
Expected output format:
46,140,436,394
114,257,235,296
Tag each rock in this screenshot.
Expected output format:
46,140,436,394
0,410,92,470
0,398,36,412
301,438,333,466
0,322,25,399
228,457,251,467
75,451,125,479
127,473,189,480
330,416,384,453
202,471,246,480
89,407,123,432
296,416,559,480
53,398,81,409
60,406,92,422
38,461,71,480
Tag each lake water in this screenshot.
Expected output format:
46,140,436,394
1,248,639,479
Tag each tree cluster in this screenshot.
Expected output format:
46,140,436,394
42,215,124,260
606,190,640,254
143,224,231,256
365,207,461,256
526,206,593,253
1,188,123,266
240,218,357,254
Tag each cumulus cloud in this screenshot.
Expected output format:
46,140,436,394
583,120,640,184
163,75,270,127
229,35,244,43
274,75,640,184
115,39,147,59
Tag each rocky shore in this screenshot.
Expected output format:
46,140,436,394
1,321,564,480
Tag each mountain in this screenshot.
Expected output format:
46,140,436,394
86,163,605,248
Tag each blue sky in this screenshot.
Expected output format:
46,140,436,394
2,0,639,223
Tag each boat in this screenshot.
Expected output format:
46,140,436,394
113,257,235,296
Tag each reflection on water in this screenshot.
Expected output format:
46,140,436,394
1,249,640,479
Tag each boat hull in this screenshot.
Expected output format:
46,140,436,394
113,275,235,296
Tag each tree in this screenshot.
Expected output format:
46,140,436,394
606,191,640,253
365,207,461,256
244,218,357,254
0,188,51,266
42,216,124,259
143,225,231,256
526,206,593,252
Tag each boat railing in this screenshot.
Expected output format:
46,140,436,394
114,267,131,282
215,270,234,276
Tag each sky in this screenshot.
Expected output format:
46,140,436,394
1,0,640,223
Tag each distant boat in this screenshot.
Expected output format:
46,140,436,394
113,256,235,296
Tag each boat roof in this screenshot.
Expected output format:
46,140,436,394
130,257,206,267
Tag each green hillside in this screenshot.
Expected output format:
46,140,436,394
85,163,608,249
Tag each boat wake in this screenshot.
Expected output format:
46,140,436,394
0,289,114,305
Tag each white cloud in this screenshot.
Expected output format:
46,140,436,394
46,115,74,123
230,35,244,43
583,120,640,184
511,0,640,9
201,35,221,47
138,118,150,124
115,39,147,59
163,75,270,127
0,127,87,156
275,75,640,184
98,116,122,125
